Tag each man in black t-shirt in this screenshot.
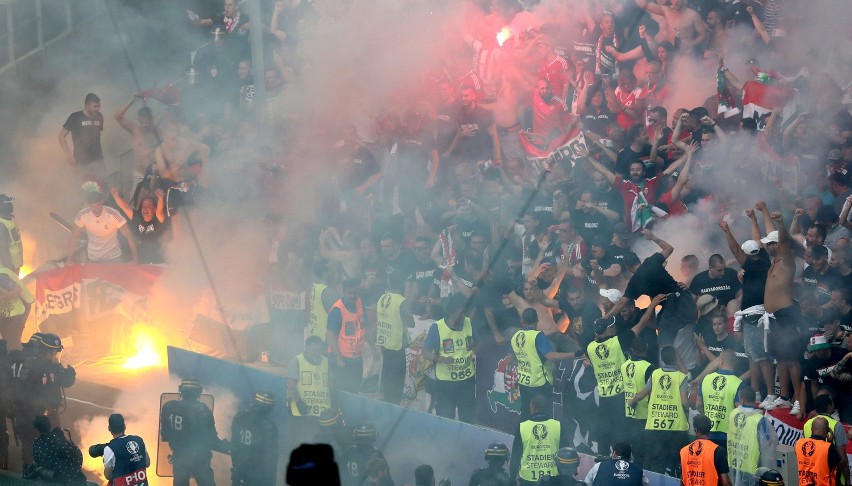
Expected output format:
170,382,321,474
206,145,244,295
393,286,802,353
802,245,842,305
380,233,416,295
689,254,742,310
59,93,105,180
607,230,696,346
444,87,501,164
561,287,603,348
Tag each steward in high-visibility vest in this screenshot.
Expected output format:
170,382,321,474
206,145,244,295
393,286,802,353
510,395,563,485
698,350,743,445
308,261,337,341
680,415,731,486
375,290,414,405
796,418,840,486
621,338,655,467
627,345,689,476
288,336,331,417
0,266,34,347
327,279,365,395
803,394,850,486
593,298,657,457
0,194,23,274
423,295,477,422
512,309,577,418
726,385,779,486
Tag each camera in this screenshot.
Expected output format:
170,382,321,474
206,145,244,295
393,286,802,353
88,443,108,458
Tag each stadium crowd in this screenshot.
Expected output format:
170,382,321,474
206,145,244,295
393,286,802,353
3,0,852,484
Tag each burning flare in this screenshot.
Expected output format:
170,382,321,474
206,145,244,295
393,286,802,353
123,325,166,370
496,27,511,47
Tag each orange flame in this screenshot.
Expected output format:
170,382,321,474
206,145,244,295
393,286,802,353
496,27,511,47
18,231,37,278
122,325,167,370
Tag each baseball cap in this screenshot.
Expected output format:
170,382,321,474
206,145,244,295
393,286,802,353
741,240,760,255
760,231,779,244
828,149,843,161
807,334,830,352
816,205,838,223
593,316,617,335
696,294,719,316
599,288,623,304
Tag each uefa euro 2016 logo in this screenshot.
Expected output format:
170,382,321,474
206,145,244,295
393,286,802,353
712,375,727,392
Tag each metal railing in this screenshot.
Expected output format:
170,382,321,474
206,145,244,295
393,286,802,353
0,0,72,75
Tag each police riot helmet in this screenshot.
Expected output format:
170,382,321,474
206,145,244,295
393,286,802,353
319,408,344,428
353,423,377,443
555,447,580,475
38,333,63,351
484,442,510,463
253,391,276,409
178,377,203,397
23,332,45,348
753,468,784,486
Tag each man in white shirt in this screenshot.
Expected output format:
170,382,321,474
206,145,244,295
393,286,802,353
66,186,138,264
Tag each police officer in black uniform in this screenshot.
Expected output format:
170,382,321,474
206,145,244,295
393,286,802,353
103,413,150,485
469,442,511,486
160,378,228,486
538,447,586,486
16,333,75,466
317,408,351,462
6,332,42,467
341,423,385,486
590,443,643,486
230,391,279,486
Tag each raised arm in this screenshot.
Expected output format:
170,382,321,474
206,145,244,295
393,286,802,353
269,1,287,42
789,208,806,245
755,201,776,233
154,188,166,223
719,220,747,266
633,294,666,336
110,187,134,219
748,6,771,45
661,145,691,177
584,150,618,183
114,95,139,133
669,146,694,201
642,229,674,259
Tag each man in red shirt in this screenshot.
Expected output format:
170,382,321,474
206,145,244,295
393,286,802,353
535,36,571,101
530,79,576,146
583,144,687,231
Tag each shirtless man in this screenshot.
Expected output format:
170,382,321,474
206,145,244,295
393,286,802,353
114,93,160,190
635,0,707,52
763,209,805,417
506,263,568,335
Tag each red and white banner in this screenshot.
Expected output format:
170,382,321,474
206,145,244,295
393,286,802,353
764,409,852,460
519,128,587,172
32,264,163,325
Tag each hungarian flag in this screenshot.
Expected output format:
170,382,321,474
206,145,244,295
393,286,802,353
741,78,793,131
